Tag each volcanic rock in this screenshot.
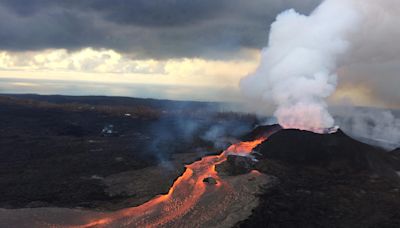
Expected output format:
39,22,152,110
202,177,217,185
257,129,400,178
216,154,258,176
238,127,400,228
229,155,257,173
0,94,251,210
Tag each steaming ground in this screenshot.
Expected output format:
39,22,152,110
0,103,275,227
0,94,256,209
0,94,398,210
1,94,400,227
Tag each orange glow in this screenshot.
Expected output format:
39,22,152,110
81,218,112,228
223,137,266,156
250,170,262,176
69,137,267,227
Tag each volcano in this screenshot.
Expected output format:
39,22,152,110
238,126,400,227
257,128,399,175
1,117,400,227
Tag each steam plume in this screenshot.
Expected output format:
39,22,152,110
332,106,400,150
240,0,360,133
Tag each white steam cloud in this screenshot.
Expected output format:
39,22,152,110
240,0,360,133
332,106,400,150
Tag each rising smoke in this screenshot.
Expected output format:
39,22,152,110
240,0,360,133
332,106,400,150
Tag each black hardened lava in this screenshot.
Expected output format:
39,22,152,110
237,128,400,228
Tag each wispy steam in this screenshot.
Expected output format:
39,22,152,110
332,106,400,150
240,0,360,133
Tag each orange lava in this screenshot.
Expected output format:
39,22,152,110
77,137,267,227
223,137,266,156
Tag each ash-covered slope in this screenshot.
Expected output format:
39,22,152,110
258,129,400,180
238,127,400,228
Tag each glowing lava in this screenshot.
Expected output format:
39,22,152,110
0,137,270,228
76,137,267,228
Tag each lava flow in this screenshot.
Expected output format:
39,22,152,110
0,137,270,228
78,137,267,228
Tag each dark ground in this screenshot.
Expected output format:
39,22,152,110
0,94,256,209
2,94,400,228
238,127,400,228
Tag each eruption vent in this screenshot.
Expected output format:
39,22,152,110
240,0,360,133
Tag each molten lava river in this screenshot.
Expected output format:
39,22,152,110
0,138,274,228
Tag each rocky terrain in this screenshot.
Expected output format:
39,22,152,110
0,94,256,210
1,94,400,227
238,127,400,228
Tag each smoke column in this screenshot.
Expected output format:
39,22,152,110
240,0,360,133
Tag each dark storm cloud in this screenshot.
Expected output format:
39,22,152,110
79,0,227,27
1,0,226,26
0,0,321,58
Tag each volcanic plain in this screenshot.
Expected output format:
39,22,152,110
1,94,400,227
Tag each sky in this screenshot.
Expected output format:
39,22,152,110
0,0,399,109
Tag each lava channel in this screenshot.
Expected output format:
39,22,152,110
0,137,269,228
78,137,267,227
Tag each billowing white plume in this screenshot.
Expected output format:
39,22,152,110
240,0,360,133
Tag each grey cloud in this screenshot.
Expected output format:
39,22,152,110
1,0,226,27
0,0,321,58
336,0,400,109
0,5,107,51
338,61,400,109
